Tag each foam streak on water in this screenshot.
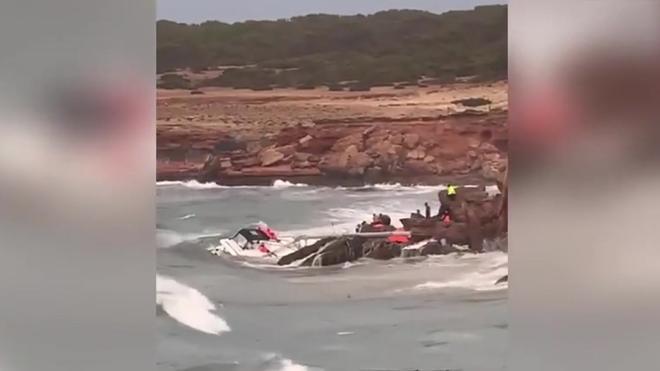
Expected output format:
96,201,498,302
157,180,227,189
156,275,231,335
414,252,509,291
272,179,308,188
261,353,316,371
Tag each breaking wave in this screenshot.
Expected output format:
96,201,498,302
157,180,226,189
260,353,317,371
156,275,230,335
157,179,309,190
272,179,308,188
414,251,508,292
371,182,440,191
156,181,498,197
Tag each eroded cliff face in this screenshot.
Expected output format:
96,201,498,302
157,82,507,185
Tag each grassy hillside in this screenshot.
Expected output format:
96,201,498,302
157,5,507,89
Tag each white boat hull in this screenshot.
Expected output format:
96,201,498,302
207,238,300,262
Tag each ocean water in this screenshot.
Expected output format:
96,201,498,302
157,180,507,371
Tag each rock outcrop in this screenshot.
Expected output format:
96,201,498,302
167,113,508,184
259,148,285,166
272,181,508,267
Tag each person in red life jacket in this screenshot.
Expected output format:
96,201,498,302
387,229,410,244
265,227,278,241
257,224,278,241
258,243,271,254
440,210,452,225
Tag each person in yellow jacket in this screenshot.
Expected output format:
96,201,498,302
446,184,458,200
436,183,458,221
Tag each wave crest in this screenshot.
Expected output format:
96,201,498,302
157,180,225,189
156,275,230,335
272,179,308,188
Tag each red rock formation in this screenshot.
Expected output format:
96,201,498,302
156,88,507,185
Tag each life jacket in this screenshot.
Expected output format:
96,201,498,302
265,228,278,240
387,228,410,244
442,213,452,225
388,234,409,244
258,243,271,254
258,225,278,240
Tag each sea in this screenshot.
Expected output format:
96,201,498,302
157,180,508,371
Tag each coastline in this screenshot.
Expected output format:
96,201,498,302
156,172,494,188
157,82,508,187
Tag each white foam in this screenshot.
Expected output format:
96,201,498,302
178,213,196,220
414,260,508,292
272,179,308,188
240,260,299,270
281,223,355,238
372,182,406,190
371,183,439,191
261,353,313,371
157,179,311,190
341,261,363,269
156,275,230,335
274,359,310,371
395,251,509,292
157,180,226,189
337,331,355,336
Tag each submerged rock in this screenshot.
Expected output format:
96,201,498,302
362,239,401,260
419,240,461,255
299,237,353,266
277,237,334,266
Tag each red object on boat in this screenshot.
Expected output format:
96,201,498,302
388,235,409,243
258,225,279,240
266,228,278,240
442,214,452,225
387,229,410,244
258,243,271,254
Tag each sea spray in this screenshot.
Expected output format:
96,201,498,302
272,179,308,188
412,251,509,292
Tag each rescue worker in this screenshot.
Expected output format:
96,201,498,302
424,202,431,219
446,184,458,200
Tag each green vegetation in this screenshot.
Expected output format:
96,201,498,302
157,5,507,89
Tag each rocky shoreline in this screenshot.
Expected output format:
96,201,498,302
157,82,508,185
272,185,508,267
